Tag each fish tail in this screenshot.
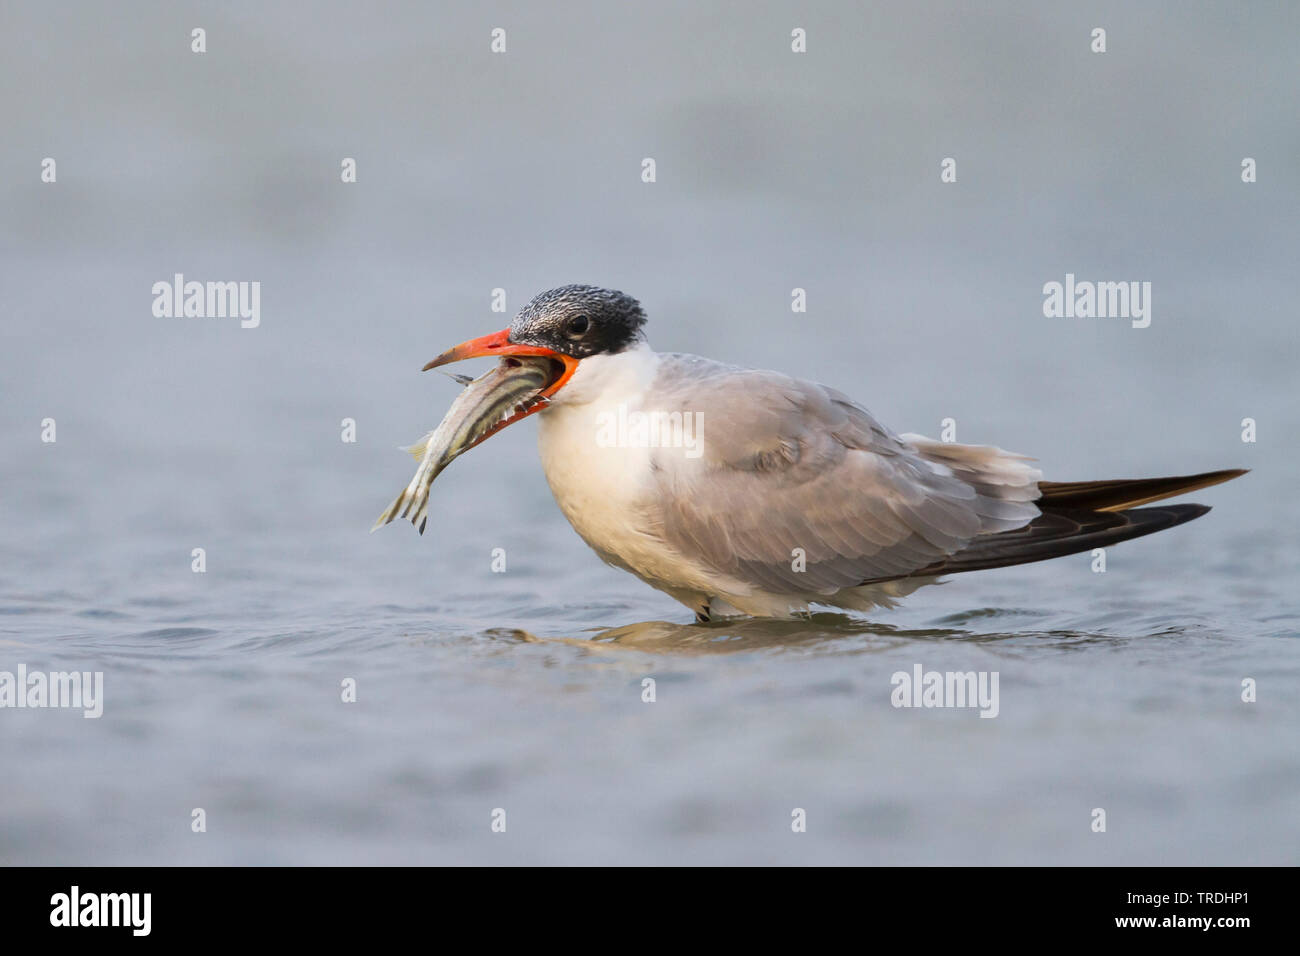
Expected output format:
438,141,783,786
371,466,434,535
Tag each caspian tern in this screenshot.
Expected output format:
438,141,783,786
411,284,1245,621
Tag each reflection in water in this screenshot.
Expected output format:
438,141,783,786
517,610,1140,655
586,614,908,653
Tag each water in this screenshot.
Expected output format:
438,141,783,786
2,1,1298,865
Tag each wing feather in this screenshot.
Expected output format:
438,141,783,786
643,356,1041,595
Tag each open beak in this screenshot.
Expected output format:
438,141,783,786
421,326,579,436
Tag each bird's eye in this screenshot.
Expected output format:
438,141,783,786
566,315,590,336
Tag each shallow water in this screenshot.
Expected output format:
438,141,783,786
2,1,1298,864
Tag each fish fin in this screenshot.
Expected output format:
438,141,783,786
412,492,432,535
401,430,436,462
371,479,431,534
370,497,398,532
370,490,407,532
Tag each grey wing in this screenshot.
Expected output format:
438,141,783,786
644,356,1041,595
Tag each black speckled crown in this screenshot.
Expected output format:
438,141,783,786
509,285,647,358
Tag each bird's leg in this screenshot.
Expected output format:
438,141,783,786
695,601,712,624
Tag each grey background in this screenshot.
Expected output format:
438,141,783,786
1,1,1296,864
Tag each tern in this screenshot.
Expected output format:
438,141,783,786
407,284,1244,621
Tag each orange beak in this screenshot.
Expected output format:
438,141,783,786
421,326,580,437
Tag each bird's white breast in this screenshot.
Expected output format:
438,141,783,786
535,345,718,599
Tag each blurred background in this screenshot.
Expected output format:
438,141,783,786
1,1,1297,864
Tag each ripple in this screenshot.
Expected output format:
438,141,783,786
928,607,1048,626
75,608,132,620
120,627,221,646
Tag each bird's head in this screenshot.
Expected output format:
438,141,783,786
421,284,647,438
505,284,647,359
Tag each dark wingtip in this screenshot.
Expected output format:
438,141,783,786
876,501,1220,583
1184,468,1248,486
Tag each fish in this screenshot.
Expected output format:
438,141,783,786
371,358,554,535
438,371,476,387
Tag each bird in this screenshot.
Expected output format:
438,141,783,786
420,284,1246,621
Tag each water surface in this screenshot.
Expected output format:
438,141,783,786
2,1,1297,865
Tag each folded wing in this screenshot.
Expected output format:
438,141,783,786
643,356,1042,596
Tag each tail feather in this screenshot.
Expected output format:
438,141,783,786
862,468,1245,583
1037,468,1247,512
889,503,1209,579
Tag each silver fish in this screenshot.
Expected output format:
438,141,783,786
372,359,552,535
